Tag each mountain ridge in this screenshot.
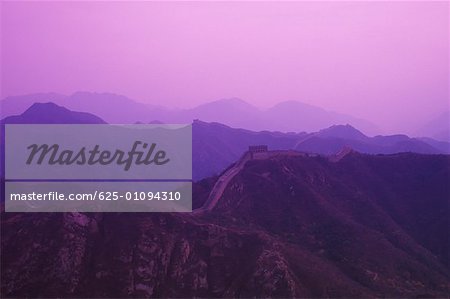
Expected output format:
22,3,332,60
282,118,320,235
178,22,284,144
1,102,106,124
1,152,448,297
1,102,448,181
1,92,379,135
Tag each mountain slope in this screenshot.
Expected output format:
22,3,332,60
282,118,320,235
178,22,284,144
208,152,450,296
295,125,443,155
0,93,67,116
0,103,106,179
416,111,450,142
265,101,379,135
1,93,379,134
1,102,106,124
193,122,446,179
0,102,447,181
1,152,449,297
1,92,160,124
192,120,304,180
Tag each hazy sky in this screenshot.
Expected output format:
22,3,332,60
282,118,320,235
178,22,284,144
1,1,448,133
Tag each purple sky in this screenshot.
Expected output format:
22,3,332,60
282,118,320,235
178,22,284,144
1,1,448,133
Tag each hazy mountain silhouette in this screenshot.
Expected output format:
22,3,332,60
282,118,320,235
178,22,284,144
417,137,450,153
295,125,441,156
192,120,305,179
193,121,447,179
5,92,450,140
181,98,264,129
64,92,162,124
1,103,447,180
1,92,159,124
264,101,379,135
1,92,379,134
0,103,106,180
416,111,450,142
183,99,380,135
0,93,67,116
1,102,106,124
315,124,369,141
2,152,448,297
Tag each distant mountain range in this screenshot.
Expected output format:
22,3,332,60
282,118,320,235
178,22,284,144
1,102,449,180
2,152,449,297
4,92,448,141
193,121,448,179
1,92,380,135
416,111,450,142
295,125,447,155
1,92,157,124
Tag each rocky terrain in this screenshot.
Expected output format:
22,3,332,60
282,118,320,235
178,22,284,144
1,152,449,298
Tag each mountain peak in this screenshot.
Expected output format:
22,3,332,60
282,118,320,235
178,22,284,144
24,102,69,114
271,100,318,110
216,97,246,104
317,124,368,141
203,97,256,110
2,102,106,124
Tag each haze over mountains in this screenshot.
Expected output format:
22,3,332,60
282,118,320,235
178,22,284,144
3,92,448,141
416,111,450,142
0,92,382,136
1,102,106,124
1,102,449,180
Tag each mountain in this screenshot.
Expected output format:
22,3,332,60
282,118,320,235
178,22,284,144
1,152,449,297
1,103,447,180
1,92,162,124
5,92,450,140
177,99,380,135
265,101,379,135
315,124,369,141
203,152,450,296
181,98,264,129
1,102,106,124
63,92,165,124
1,92,380,134
295,125,443,155
416,111,450,142
417,137,450,153
194,121,448,179
1,93,67,116
0,103,106,179
192,120,304,180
